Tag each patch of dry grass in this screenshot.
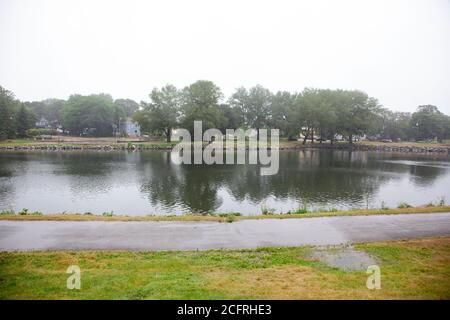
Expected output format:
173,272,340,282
204,237,450,299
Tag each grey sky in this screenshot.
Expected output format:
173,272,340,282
1,0,449,113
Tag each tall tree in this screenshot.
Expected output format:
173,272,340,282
0,86,18,140
271,91,297,138
335,90,380,143
297,88,326,144
15,104,35,138
61,94,117,136
370,109,414,141
217,103,244,133
391,112,414,141
411,105,450,142
114,99,139,117
25,98,65,128
134,84,181,141
229,85,272,140
180,80,225,136
315,89,338,143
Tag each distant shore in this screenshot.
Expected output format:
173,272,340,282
1,138,450,153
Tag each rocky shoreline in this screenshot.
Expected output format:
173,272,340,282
0,144,173,151
1,143,449,153
292,143,450,153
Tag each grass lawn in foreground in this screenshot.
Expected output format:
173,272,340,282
0,237,449,299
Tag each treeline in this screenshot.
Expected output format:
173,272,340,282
134,81,450,143
0,86,36,139
0,86,139,139
1,81,450,143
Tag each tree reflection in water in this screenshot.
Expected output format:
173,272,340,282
0,150,449,215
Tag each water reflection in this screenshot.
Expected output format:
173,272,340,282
0,150,449,215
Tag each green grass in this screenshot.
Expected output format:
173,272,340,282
0,139,45,146
1,205,449,222
0,237,449,299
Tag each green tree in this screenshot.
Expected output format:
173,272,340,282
335,90,380,143
217,103,243,133
61,94,117,136
114,99,139,117
112,103,126,133
411,105,450,142
315,89,338,143
134,84,181,141
294,88,324,144
229,85,272,140
271,91,297,138
180,80,225,136
25,98,65,128
0,86,18,140
15,104,35,138
132,109,151,136
370,109,414,141
391,112,414,141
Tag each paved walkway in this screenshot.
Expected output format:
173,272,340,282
1,213,449,251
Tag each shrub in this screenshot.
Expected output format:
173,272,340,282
261,205,276,215
397,202,412,209
102,211,114,217
218,212,241,217
225,215,236,223
293,205,308,214
26,128,57,137
17,208,42,215
0,209,15,215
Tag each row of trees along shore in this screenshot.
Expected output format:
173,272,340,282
1,81,450,143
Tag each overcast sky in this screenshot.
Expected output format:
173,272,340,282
1,0,449,113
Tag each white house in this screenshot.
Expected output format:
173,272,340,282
119,117,140,137
35,116,50,128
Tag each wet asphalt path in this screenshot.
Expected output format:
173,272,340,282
0,213,449,251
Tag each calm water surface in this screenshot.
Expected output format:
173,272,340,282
0,150,449,215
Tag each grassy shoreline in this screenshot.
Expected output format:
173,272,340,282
1,205,450,222
1,138,449,151
1,236,449,299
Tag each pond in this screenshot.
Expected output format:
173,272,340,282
0,150,449,215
